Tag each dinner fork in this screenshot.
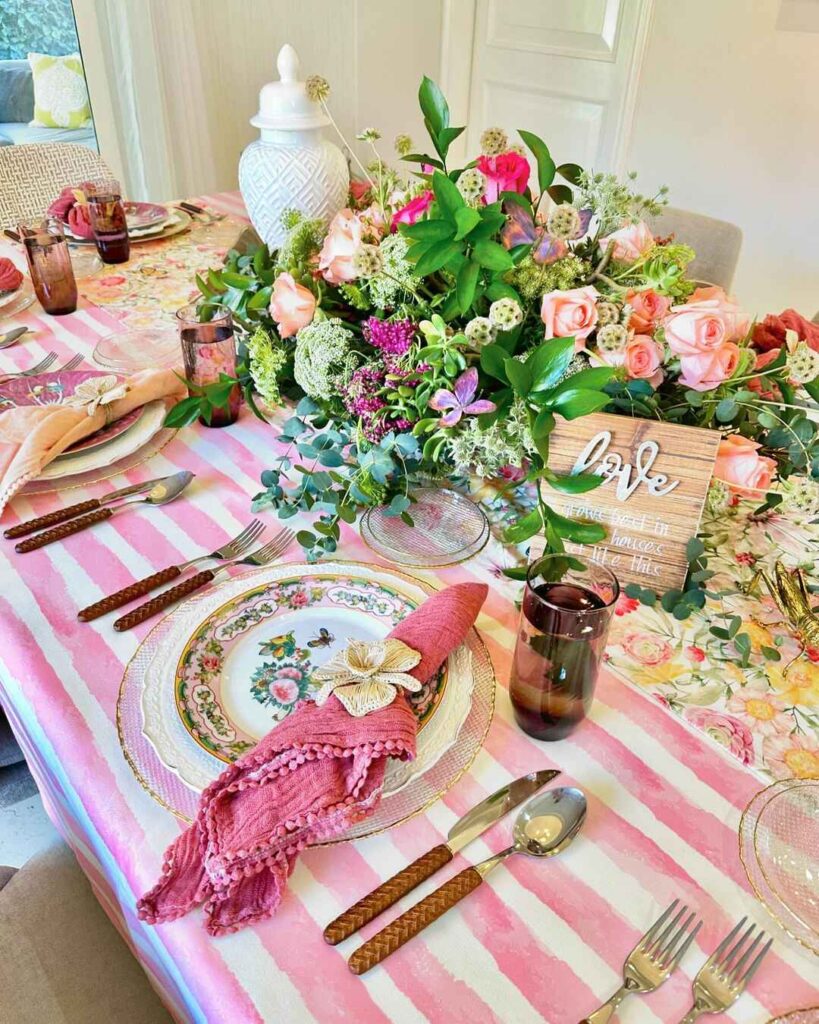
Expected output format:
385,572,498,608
0,351,57,382
581,900,702,1023
675,918,772,1023
55,354,83,373
77,519,266,621
113,528,295,630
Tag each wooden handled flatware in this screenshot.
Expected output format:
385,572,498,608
5,474,190,540
112,528,295,631
348,786,586,975
324,769,560,945
13,471,194,552
676,918,772,1023
579,900,702,1023
78,519,265,621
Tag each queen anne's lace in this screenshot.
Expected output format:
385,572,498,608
313,638,422,717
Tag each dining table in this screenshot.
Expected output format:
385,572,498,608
0,191,816,1024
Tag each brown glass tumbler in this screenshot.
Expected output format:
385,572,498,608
510,554,619,740
87,179,130,265
18,218,78,316
176,303,241,427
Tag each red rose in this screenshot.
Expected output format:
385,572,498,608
752,309,819,353
747,348,781,401
0,257,23,292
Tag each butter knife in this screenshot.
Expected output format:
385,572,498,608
3,474,189,540
323,768,560,944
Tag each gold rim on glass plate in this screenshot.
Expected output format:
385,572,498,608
117,559,495,844
738,777,819,957
767,1011,819,1024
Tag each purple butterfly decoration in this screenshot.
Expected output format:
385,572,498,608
428,367,496,427
500,203,592,264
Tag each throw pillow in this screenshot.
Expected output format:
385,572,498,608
27,52,91,130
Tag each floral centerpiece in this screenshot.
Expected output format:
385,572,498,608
168,77,819,600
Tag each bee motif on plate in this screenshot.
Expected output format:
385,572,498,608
308,627,335,649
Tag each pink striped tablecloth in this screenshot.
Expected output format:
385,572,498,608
0,195,816,1024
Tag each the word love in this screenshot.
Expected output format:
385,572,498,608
571,430,680,501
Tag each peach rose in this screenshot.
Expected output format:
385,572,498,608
624,335,663,386
269,273,316,338
665,288,748,356
714,434,777,496
318,208,363,284
600,220,654,262
541,286,599,349
626,288,671,333
678,342,741,391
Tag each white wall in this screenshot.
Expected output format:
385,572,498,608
627,0,819,317
77,0,444,199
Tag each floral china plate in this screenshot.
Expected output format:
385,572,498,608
0,370,144,457
123,201,168,230
140,563,478,797
174,572,446,762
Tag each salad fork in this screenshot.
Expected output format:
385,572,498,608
78,519,266,621
676,918,772,1023
581,900,702,1023
0,351,57,382
113,528,295,630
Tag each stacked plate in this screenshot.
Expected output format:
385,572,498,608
118,561,496,841
64,202,193,246
0,278,35,321
0,369,168,481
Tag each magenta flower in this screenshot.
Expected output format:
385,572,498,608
428,367,496,427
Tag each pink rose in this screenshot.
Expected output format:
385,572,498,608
665,288,748,356
685,645,706,663
475,152,531,203
623,335,663,386
269,272,316,339
684,708,755,765
622,631,673,666
391,190,433,230
600,220,654,262
270,678,300,705
678,342,741,391
713,434,777,496
318,208,364,284
541,286,599,349
625,288,671,332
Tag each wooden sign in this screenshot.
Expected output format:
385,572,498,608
542,412,721,591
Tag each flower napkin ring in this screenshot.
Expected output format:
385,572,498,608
313,638,422,717
66,375,129,422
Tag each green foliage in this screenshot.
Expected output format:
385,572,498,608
0,0,78,59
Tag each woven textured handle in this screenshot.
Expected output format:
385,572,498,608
113,569,216,631
325,844,453,945
348,867,482,975
4,499,102,539
78,565,183,622
15,508,113,552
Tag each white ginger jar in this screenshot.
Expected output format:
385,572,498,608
238,44,349,250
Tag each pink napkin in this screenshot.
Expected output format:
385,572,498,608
0,367,186,516
138,581,488,935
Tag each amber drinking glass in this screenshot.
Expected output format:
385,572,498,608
87,179,130,264
510,554,619,741
176,303,241,427
18,217,78,316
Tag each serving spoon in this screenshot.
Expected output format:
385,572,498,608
348,785,587,974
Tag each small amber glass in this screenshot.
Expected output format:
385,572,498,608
176,303,241,427
87,179,130,264
18,217,78,316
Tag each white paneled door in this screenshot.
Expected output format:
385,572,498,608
442,0,654,174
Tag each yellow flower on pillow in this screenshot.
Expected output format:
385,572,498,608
28,52,92,130
767,659,819,708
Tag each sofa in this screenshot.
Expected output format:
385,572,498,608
0,58,98,149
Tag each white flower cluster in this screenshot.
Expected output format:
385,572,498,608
489,297,523,331
780,476,819,519
457,167,486,203
597,323,628,353
368,234,416,309
546,204,581,241
293,318,357,400
479,126,508,155
465,317,496,348
786,341,819,385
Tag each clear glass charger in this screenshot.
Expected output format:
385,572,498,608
361,487,490,568
739,777,819,956
92,327,180,373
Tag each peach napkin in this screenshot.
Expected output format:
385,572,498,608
0,367,186,515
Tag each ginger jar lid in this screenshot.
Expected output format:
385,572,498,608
250,44,330,131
